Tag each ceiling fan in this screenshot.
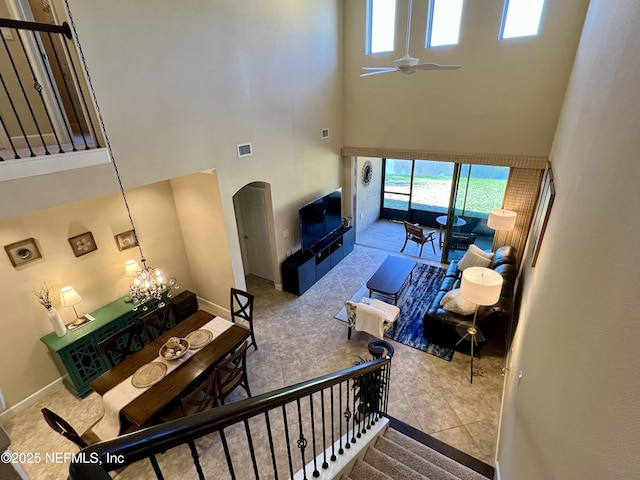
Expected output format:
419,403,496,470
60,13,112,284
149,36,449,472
361,0,461,77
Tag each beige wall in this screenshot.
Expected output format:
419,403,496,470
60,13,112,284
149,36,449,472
343,0,589,156
355,157,383,236
496,1,640,477
0,182,194,406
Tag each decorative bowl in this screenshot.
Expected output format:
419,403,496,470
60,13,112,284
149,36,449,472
159,336,190,360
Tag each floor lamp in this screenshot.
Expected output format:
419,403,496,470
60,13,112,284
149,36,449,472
456,267,503,383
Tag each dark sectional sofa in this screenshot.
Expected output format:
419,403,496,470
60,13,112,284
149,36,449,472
423,245,517,351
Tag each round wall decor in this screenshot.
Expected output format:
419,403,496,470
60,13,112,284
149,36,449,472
361,161,373,186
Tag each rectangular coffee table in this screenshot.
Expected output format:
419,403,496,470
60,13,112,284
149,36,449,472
366,256,417,305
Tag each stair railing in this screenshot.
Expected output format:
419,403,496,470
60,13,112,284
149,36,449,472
69,339,394,480
0,17,101,161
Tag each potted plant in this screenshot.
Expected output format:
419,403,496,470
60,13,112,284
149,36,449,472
34,284,66,337
352,356,386,420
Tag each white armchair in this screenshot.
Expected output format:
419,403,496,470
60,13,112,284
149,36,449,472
345,298,400,339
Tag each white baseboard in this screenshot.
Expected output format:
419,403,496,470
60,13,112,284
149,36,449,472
495,460,501,480
196,295,230,319
0,378,63,424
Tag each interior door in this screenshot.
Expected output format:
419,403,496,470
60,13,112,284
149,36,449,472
235,186,273,281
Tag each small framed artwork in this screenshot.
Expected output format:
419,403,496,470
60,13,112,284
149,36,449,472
530,166,556,267
4,237,42,267
68,232,98,257
114,229,138,251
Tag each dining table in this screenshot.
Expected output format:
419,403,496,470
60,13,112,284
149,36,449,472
89,310,250,440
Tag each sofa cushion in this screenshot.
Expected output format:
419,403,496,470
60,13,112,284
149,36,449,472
457,248,492,271
441,289,476,315
488,245,516,269
469,244,494,260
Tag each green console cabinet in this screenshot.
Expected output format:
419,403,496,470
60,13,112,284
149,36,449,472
40,296,159,397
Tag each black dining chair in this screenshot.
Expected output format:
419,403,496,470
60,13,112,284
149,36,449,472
216,341,252,405
230,288,257,351
41,408,101,449
98,322,148,368
160,370,220,422
140,303,178,340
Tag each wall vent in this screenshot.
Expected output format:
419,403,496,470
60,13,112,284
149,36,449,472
237,142,253,158
321,128,330,139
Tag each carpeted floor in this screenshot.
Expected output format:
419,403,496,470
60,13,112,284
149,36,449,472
335,260,452,360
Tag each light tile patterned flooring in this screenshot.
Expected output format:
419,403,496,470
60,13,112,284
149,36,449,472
1,220,506,479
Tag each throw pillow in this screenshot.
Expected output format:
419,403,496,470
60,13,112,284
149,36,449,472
440,288,460,307
441,290,477,315
457,248,492,272
469,244,493,260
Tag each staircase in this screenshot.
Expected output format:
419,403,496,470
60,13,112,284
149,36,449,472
347,427,491,480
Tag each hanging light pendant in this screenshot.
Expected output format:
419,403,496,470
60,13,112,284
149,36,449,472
129,259,178,308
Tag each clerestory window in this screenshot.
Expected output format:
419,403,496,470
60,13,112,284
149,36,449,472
500,0,546,39
426,0,465,48
366,0,396,54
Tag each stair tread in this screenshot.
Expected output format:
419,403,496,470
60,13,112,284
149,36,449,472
384,428,488,480
375,435,461,480
349,458,395,480
364,446,431,480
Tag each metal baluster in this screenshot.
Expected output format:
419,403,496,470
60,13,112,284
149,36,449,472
0,112,19,159
61,34,102,148
346,378,354,447
47,33,88,150
148,454,165,480
309,393,319,477
354,373,361,441
296,398,308,480
320,390,328,469
244,419,259,479
264,411,279,480
338,382,344,455
0,71,35,157
328,387,335,464
282,405,294,480
220,429,237,480
17,30,64,153
1,32,48,155
187,439,205,480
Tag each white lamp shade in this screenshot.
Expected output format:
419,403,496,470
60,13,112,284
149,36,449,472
60,286,82,306
460,267,503,306
125,259,141,277
487,209,517,231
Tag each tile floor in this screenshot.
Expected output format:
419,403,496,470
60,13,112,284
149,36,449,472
1,221,507,479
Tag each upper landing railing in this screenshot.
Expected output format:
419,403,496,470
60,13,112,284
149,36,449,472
0,18,101,161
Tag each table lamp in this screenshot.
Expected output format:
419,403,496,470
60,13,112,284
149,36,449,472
60,286,83,325
125,259,141,277
456,267,503,383
487,208,517,231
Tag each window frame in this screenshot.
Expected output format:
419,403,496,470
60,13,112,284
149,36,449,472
425,0,465,48
366,0,396,55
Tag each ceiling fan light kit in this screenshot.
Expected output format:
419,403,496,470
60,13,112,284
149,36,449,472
361,0,461,77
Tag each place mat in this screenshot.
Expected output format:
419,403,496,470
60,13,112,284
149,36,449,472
131,362,167,388
186,329,214,349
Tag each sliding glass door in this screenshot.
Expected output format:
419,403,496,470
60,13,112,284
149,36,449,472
381,159,509,262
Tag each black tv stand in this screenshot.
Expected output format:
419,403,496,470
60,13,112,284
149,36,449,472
282,226,354,295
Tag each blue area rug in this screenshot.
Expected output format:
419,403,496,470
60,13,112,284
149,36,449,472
335,261,453,361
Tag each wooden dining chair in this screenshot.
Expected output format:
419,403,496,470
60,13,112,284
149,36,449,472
140,302,178,340
400,221,436,257
98,322,148,368
230,288,257,351
41,408,101,448
160,370,220,422
216,341,252,405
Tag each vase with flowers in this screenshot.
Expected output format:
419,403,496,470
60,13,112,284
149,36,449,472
34,284,66,337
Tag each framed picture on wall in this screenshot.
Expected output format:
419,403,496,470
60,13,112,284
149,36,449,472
114,229,138,251
68,232,98,257
4,237,43,267
530,166,555,267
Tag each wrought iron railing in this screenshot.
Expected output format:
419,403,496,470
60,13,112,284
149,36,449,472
68,340,394,479
0,18,101,161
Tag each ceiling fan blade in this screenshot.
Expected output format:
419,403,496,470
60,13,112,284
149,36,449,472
360,69,398,77
362,67,398,72
413,63,462,71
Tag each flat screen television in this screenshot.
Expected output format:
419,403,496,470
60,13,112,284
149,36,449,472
299,188,342,253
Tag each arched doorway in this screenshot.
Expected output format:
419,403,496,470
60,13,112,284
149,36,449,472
232,182,276,282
